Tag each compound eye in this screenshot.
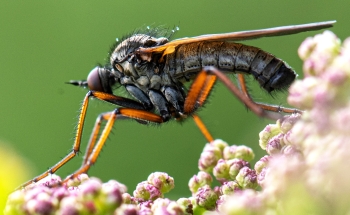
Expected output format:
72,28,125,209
87,67,103,91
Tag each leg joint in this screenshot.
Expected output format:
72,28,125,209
202,66,216,74
113,108,120,115
87,90,94,97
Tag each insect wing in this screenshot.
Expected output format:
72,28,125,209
138,21,336,58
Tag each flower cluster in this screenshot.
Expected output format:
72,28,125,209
188,139,258,212
4,172,187,215
212,31,350,214
5,174,125,214
186,112,302,215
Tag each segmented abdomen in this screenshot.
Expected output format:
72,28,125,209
163,41,296,92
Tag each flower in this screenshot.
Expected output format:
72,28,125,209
188,171,213,195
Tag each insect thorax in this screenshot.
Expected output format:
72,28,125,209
110,34,179,93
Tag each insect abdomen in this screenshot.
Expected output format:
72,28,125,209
166,41,296,92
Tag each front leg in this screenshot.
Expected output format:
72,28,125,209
64,107,164,183
17,91,153,189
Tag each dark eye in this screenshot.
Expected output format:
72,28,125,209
87,67,103,92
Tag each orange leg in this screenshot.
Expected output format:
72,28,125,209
183,71,216,143
63,108,163,183
17,91,161,189
184,71,217,114
192,114,214,142
184,67,279,119
17,93,91,189
183,67,300,145
82,112,114,165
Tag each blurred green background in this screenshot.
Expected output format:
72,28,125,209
0,1,347,199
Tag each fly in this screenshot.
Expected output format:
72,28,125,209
19,20,335,188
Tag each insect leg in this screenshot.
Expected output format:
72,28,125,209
184,71,217,114
17,91,149,189
237,74,301,113
90,91,146,110
63,108,163,183
82,112,113,165
185,66,281,120
183,67,278,142
192,114,214,142
17,91,93,189
237,73,251,99
64,110,118,182
181,71,216,142
83,90,159,164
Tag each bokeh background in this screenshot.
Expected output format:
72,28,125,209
0,0,347,201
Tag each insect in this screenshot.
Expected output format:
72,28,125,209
19,21,335,188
